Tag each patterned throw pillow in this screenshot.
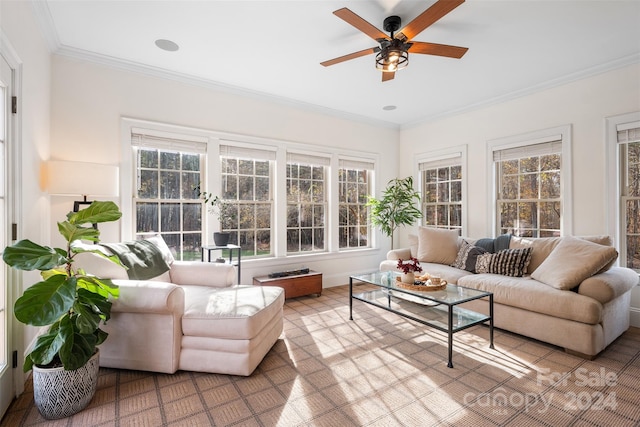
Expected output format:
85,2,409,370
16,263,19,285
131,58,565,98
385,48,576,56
475,247,533,277
451,240,487,273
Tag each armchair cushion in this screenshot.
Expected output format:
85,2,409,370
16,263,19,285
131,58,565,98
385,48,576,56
181,285,285,340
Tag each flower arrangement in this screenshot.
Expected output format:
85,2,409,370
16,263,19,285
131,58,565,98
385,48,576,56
397,257,423,274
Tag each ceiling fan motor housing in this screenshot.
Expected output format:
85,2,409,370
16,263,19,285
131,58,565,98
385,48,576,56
383,15,402,34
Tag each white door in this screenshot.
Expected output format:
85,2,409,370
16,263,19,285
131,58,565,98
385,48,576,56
0,54,14,418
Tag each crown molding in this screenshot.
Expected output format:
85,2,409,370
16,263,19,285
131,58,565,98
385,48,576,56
402,52,640,130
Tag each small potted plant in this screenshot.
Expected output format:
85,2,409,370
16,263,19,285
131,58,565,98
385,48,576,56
2,201,122,419
200,191,233,246
397,257,422,284
367,176,422,249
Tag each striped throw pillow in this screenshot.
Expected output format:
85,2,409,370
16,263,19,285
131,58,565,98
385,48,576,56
475,247,533,277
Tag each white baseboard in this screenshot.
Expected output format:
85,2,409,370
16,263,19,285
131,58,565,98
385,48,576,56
630,307,640,328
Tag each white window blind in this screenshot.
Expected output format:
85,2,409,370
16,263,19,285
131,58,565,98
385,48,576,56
617,122,640,143
131,128,207,153
287,152,331,166
492,139,562,162
220,143,276,161
419,153,462,170
338,158,375,170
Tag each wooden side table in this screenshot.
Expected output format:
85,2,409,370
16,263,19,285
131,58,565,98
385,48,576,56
253,270,322,299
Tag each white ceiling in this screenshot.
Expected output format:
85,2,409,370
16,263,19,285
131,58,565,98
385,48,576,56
35,0,640,127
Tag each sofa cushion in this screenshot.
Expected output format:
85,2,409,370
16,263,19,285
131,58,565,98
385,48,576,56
182,285,284,340
531,236,618,290
510,235,613,275
416,262,474,284
457,274,602,324
416,227,459,265
475,247,532,277
451,240,487,273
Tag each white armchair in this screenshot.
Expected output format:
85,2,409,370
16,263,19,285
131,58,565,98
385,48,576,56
75,249,284,376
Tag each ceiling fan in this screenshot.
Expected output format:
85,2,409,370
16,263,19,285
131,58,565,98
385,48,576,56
321,0,468,82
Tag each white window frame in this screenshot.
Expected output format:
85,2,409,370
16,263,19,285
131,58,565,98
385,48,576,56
338,157,375,250
285,151,330,254
219,142,276,258
487,125,573,237
416,145,467,235
606,111,640,269
121,118,381,264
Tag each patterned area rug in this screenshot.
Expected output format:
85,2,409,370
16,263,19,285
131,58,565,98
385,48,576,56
2,284,639,426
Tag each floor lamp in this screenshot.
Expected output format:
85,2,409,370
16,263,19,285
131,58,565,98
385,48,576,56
47,160,119,217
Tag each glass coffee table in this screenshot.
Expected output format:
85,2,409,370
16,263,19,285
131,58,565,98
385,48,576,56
350,271,494,368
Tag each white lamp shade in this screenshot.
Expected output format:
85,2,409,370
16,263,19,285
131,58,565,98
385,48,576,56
47,160,119,197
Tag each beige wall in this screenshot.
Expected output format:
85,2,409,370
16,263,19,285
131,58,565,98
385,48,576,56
49,55,399,286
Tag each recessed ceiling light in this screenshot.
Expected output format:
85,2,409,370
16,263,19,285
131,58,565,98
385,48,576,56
382,105,397,111
155,39,179,52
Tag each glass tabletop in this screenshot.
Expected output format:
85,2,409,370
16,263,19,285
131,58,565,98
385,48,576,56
351,271,492,305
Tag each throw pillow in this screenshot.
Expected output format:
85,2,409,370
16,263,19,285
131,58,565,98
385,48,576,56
145,234,176,265
475,247,533,277
451,240,487,273
531,236,618,290
416,226,460,265
408,234,419,258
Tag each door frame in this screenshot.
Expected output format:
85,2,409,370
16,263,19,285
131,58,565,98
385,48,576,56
0,30,24,414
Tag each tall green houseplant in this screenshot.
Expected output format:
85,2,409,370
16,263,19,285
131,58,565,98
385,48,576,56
3,201,122,371
367,176,422,249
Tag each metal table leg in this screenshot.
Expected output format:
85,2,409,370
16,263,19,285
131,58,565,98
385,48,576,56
489,294,495,349
448,306,454,368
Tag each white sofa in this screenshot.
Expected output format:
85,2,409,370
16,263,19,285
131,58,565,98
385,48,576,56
76,241,285,376
380,227,639,358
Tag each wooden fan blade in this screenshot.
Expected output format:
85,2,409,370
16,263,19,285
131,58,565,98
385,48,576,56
321,47,377,67
399,0,465,41
409,41,468,58
382,71,395,82
333,7,389,41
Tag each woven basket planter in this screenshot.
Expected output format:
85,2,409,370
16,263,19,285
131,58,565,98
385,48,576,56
32,350,100,419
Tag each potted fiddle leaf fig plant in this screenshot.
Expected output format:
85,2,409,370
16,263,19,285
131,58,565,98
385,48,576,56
367,176,422,249
3,201,123,419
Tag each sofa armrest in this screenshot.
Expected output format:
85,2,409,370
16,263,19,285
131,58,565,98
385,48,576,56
169,261,236,287
577,267,639,304
111,280,184,314
386,248,412,261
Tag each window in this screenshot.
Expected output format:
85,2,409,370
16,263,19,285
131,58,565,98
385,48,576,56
419,154,463,233
132,131,206,260
220,144,275,258
286,153,329,253
338,159,374,249
489,126,572,237
608,116,640,272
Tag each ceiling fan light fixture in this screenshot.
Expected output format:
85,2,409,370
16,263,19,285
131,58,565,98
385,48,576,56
376,47,408,72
